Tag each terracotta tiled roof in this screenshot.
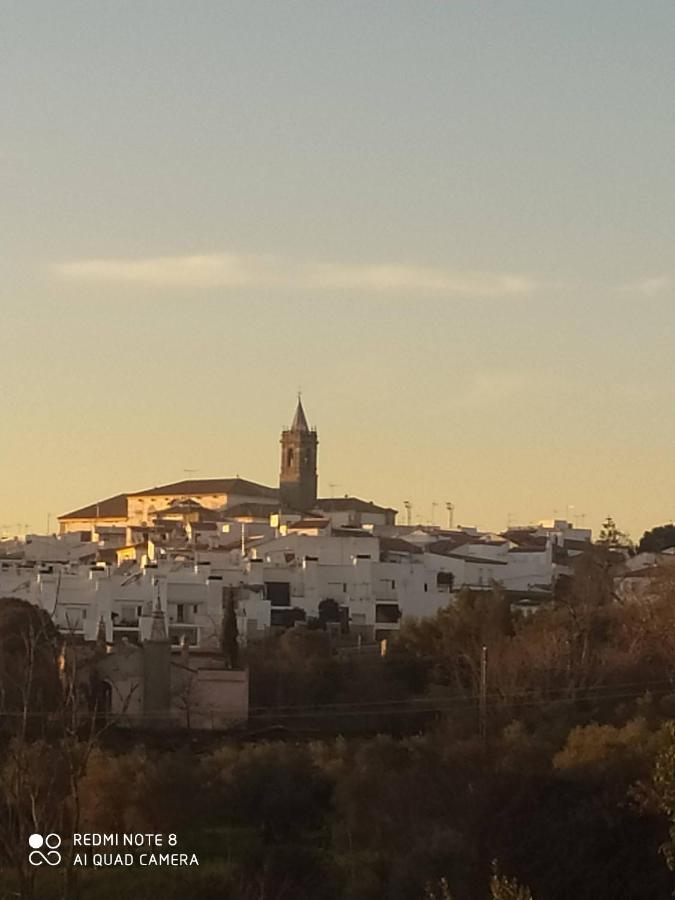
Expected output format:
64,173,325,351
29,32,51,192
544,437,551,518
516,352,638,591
380,537,423,555
331,527,375,538
222,502,281,520
129,478,279,499
287,518,330,530
426,536,473,555
59,494,128,521
448,553,508,566
152,499,208,516
508,546,547,554
314,497,397,514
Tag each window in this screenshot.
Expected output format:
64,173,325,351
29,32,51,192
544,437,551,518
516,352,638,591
176,604,184,623
376,603,401,624
287,448,294,467
437,572,454,592
193,605,199,614
120,605,138,626
265,581,291,606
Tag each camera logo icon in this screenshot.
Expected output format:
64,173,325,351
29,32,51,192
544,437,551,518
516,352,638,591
28,833,62,866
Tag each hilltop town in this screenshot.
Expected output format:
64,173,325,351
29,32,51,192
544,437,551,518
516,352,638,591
2,398,672,737
0,398,603,725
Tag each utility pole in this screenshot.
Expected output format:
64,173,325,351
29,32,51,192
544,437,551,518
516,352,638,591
404,500,412,527
479,645,488,749
446,501,454,530
431,501,438,526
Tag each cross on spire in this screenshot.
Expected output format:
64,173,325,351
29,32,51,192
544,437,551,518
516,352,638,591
291,395,309,432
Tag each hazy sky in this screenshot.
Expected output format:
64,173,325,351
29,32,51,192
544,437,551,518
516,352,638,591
2,1,674,540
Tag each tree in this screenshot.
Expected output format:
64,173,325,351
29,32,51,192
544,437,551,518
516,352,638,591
650,723,675,873
220,594,239,670
638,523,675,554
318,597,341,627
0,601,137,900
490,863,534,900
0,597,62,721
0,603,76,900
424,877,453,899
597,516,631,550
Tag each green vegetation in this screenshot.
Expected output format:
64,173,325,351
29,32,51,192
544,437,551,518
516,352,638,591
4,548,675,898
638,522,675,554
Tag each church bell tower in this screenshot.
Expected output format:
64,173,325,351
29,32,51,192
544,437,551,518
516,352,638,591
279,396,318,511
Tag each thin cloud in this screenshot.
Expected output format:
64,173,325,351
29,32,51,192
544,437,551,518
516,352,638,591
53,252,535,297
618,275,671,296
450,370,563,410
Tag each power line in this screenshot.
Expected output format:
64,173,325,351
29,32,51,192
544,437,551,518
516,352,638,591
248,674,675,718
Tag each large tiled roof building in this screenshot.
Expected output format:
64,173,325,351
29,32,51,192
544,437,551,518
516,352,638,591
59,399,397,533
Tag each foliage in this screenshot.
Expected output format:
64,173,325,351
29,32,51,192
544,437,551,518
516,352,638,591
597,516,631,549
220,594,240,670
650,723,675,873
424,877,453,899
489,863,533,899
0,597,62,717
638,523,675,554
318,597,341,625
5,563,675,897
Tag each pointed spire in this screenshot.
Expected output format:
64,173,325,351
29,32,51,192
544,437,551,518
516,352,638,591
291,394,309,432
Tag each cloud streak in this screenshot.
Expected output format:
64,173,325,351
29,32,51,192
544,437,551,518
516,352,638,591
53,252,535,297
617,275,671,297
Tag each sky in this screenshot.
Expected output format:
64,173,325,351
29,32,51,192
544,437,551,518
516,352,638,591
1,1,674,540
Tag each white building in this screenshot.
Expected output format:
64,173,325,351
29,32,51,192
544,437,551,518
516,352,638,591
1,511,584,646
0,557,270,649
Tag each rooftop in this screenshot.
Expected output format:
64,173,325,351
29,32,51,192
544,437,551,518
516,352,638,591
59,494,128,521
129,478,279,499
314,496,397,514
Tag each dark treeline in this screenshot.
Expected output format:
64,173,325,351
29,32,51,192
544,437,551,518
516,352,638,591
4,547,675,898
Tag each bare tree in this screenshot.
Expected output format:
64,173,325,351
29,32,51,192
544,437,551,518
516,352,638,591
0,599,136,900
